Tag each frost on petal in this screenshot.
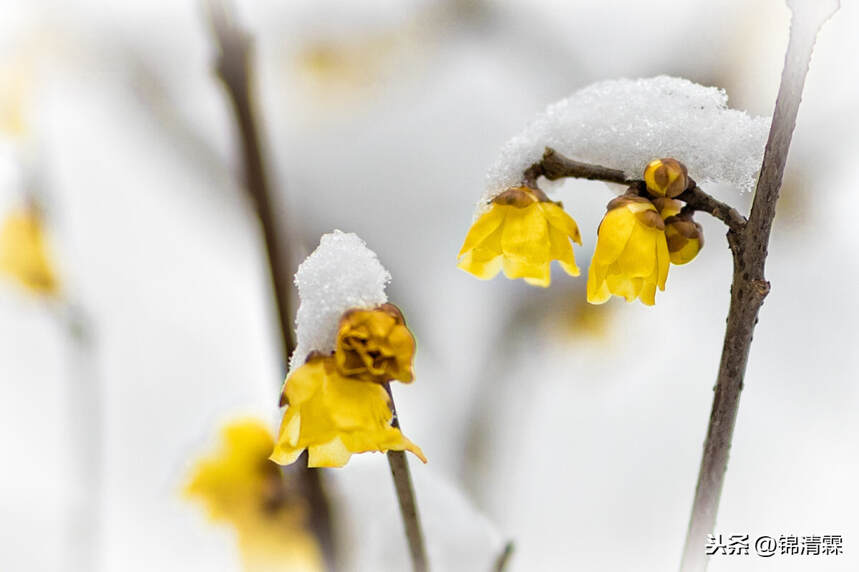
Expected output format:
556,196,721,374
482,76,771,213
290,230,390,373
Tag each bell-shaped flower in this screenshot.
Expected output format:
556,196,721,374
457,186,581,287
271,354,426,468
587,194,670,306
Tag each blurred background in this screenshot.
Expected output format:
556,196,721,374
0,0,856,570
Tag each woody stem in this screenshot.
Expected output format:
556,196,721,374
205,1,335,568
384,383,428,572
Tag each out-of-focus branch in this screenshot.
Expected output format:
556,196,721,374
204,1,335,568
524,148,746,233
492,541,514,572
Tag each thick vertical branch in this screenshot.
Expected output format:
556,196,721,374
205,1,334,567
679,4,838,571
385,383,428,572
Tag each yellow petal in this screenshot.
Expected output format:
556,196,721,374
547,223,580,277
541,202,582,245
307,437,353,468
592,206,637,267
457,205,507,257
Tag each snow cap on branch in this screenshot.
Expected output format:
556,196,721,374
290,230,391,373
484,76,770,208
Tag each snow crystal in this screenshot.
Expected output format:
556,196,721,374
483,76,770,209
289,230,391,372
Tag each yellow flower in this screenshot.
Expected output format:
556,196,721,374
335,303,415,383
0,207,59,296
271,354,426,468
185,419,324,572
587,195,670,306
644,158,689,198
457,186,581,287
665,217,704,265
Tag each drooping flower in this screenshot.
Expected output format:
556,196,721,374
643,158,689,198
587,194,670,306
665,216,704,265
271,353,426,468
185,419,323,572
335,303,415,383
457,186,581,287
0,206,59,296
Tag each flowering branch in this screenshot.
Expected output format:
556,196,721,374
384,383,429,572
205,1,334,567
524,147,746,233
517,12,831,560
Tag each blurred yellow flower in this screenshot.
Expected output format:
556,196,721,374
271,354,426,468
587,195,670,306
0,207,59,296
457,187,581,287
185,419,323,572
0,61,30,138
335,303,415,383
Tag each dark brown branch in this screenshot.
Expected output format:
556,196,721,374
385,383,429,572
676,186,746,234
205,1,334,568
525,148,747,232
679,4,837,570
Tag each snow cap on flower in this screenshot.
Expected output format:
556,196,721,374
291,230,391,373
482,76,770,214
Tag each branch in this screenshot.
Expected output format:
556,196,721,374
385,383,429,572
525,148,747,233
205,1,335,568
679,3,838,571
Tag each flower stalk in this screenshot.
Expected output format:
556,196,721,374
384,383,428,572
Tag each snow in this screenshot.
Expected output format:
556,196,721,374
290,230,391,372
483,76,771,210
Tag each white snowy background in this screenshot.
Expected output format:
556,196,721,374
0,0,857,571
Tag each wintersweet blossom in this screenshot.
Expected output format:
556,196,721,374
587,194,670,306
0,207,59,295
185,419,323,572
271,353,426,468
457,186,581,287
335,303,415,383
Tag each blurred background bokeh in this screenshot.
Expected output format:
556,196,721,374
0,0,856,570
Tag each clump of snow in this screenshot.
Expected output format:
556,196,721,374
483,76,770,209
289,230,391,373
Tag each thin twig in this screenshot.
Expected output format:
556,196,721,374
679,4,838,571
56,302,102,572
524,147,747,232
204,1,334,567
385,383,428,572
492,541,515,572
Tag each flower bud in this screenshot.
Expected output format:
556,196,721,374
644,158,688,198
665,217,703,265
651,197,683,219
